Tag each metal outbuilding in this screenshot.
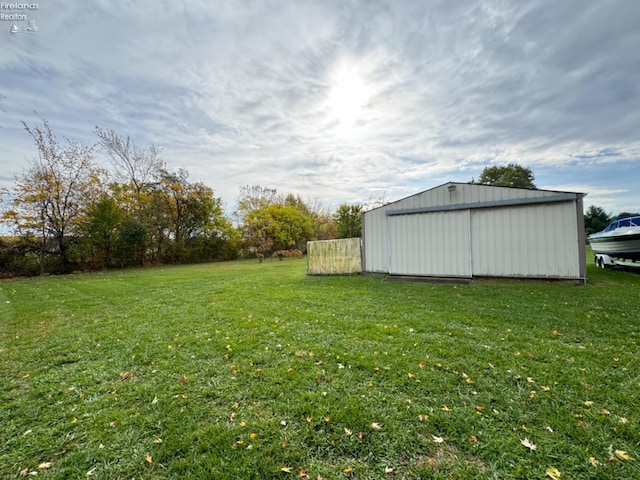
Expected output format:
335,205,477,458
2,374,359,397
362,182,586,282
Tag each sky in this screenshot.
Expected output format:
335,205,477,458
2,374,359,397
1,0,639,217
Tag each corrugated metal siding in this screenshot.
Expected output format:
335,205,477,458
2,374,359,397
389,210,471,277
362,205,391,273
362,183,585,280
471,202,580,278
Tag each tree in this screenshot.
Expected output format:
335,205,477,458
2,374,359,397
83,195,124,268
235,185,279,220
584,205,611,235
156,168,228,262
306,198,337,241
334,204,363,238
474,163,536,189
95,126,164,193
283,193,336,240
104,182,153,265
114,220,147,267
243,205,313,253
5,119,104,273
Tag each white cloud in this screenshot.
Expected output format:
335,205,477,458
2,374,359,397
1,0,639,213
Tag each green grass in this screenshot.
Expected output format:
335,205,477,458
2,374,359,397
1,254,639,479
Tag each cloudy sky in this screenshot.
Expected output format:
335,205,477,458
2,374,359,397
1,0,639,216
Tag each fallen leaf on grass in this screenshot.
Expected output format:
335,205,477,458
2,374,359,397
153,438,163,444
299,469,310,478
546,466,561,479
144,454,153,464
281,467,293,473
441,406,452,412
38,462,52,469
385,466,394,474
589,456,600,467
371,422,382,430
469,435,478,443
583,400,594,407
521,438,536,452
343,467,354,473
614,450,634,461
86,467,97,476
432,435,444,444
120,371,134,380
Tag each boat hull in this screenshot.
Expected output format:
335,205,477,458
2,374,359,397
589,232,640,261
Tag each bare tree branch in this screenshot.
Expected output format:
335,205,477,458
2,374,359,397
95,126,165,193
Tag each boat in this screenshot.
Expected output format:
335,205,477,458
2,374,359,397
588,214,640,261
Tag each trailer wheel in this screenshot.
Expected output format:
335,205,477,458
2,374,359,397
596,256,606,269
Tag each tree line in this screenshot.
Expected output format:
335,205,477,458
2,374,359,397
1,122,624,277
0,120,363,276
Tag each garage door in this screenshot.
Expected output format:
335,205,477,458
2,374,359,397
388,210,471,277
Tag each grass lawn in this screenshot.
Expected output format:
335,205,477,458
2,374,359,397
1,253,639,479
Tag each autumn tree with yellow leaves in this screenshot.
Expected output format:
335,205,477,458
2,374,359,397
3,119,105,273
